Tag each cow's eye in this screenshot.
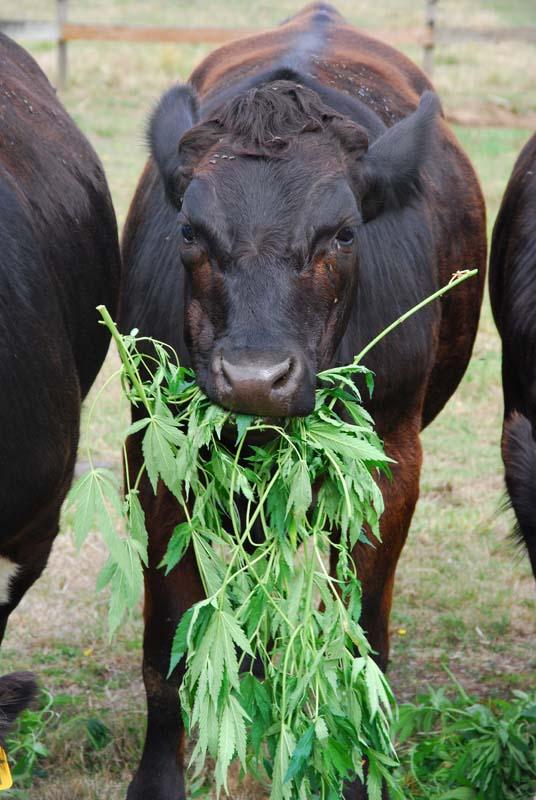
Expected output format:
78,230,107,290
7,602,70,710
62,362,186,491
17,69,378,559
181,224,196,244
336,227,354,246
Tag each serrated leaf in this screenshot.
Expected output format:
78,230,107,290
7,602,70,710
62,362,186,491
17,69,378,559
365,657,380,719
220,610,253,657
272,729,294,800
286,460,312,520
95,558,117,592
125,417,151,437
69,468,119,550
285,725,315,784
160,522,191,574
235,413,255,443
366,757,382,800
309,422,392,463
169,602,214,677
229,694,249,768
216,702,236,795
126,491,148,566
142,419,177,493
221,618,240,692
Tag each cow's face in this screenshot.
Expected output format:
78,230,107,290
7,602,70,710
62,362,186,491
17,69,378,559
177,150,360,416
150,82,439,417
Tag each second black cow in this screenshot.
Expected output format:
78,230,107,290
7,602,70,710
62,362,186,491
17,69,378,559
0,32,120,710
490,132,536,580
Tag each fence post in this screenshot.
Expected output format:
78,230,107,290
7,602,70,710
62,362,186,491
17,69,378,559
57,0,68,89
423,0,438,77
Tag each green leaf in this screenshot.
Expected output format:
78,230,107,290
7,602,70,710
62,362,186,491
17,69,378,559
315,717,329,740
229,694,249,768
169,607,195,676
159,522,191,574
244,586,265,639
169,602,214,677
125,417,150,437
323,738,353,778
272,729,294,800
286,460,312,520
221,610,254,657
142,418,177,493
235,413,255,443
83,314,409,799
126,491,148,566
366,757,383,800
216,702,236,795
221,617,241,692
95,558,117,592
285,725,315,784
68,468,118,549
308,421,392,463
365,657,380,719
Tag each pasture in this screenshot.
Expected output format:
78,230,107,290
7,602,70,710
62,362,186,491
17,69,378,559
0,1,535,798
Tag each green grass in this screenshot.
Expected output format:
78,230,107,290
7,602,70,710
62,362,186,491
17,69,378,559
0,2,535,798
395,683,536,799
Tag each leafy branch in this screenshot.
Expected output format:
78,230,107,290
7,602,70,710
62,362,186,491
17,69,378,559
67,269,477,798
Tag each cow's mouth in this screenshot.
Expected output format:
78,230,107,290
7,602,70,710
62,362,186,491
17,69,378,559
219,416,285,448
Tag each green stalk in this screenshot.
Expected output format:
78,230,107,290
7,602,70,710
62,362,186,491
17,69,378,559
97,304,151,409
353,268,478,365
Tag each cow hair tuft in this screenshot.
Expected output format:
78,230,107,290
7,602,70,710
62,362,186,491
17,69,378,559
502,411,536,578
213,79,343,155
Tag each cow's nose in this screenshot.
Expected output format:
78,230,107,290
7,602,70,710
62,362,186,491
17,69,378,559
213,349,304,416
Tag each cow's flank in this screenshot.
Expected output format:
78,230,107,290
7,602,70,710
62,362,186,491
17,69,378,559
490,132,536,580
0,29,120,725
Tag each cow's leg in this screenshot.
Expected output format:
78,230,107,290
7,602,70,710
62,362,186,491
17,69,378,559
127,483,205,800
340,423,423,800
0,507,59,646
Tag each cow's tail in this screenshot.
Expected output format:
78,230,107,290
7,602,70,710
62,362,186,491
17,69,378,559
502,411,536,579
0,672,37,744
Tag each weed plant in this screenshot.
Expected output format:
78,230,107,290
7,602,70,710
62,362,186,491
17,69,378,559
68,271,475,798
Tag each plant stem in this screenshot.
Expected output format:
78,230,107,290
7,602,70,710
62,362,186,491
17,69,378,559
97,304,152,409
352,269,477,366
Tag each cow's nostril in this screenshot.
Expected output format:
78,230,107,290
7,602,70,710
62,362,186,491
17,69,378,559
271,357,293,391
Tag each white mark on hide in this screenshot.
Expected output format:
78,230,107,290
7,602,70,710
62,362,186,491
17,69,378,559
0,557,19,605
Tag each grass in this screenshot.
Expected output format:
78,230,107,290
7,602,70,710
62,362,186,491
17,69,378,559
395,683,536,799
0,2,535,798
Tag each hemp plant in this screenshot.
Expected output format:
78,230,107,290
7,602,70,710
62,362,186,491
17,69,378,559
68,270,476,800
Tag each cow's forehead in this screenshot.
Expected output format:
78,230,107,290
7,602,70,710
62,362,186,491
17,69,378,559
185,155,354,237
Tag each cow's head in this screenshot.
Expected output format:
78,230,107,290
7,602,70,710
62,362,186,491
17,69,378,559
149,81,440,417
0,672,37,745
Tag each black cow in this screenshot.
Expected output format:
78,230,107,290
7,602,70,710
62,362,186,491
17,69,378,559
0,32,120,715
120,5,486,798
490,132,536,580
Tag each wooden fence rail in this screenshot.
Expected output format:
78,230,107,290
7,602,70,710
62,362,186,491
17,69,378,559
1,0,535,92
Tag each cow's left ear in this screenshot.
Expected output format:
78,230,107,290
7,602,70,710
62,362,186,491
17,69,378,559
359,91,442,220
148,84,200,208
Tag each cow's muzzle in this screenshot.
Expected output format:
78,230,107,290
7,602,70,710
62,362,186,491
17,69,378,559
211,348,312,417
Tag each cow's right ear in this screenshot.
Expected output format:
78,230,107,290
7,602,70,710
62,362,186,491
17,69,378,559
148,84,200,209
